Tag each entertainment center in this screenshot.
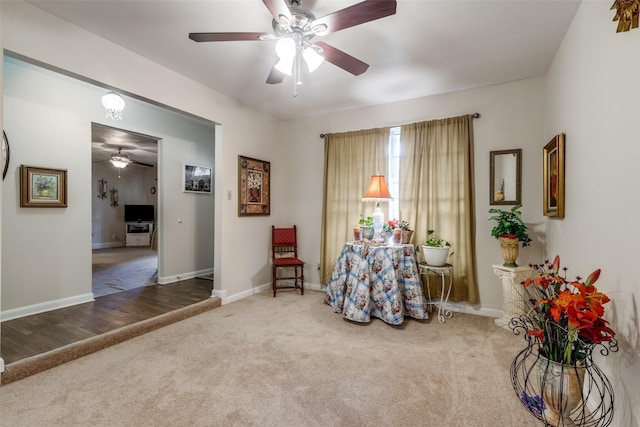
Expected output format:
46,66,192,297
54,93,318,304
125,222,154,247
124,204,155,247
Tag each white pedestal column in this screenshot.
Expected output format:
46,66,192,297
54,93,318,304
493,264,532,330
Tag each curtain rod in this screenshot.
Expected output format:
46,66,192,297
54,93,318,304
319,112,481,138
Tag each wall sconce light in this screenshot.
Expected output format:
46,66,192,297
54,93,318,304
97,178,108,199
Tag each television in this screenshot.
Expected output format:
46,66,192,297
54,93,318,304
124,204,155,223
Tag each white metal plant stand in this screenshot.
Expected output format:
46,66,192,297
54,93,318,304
419,263,453,323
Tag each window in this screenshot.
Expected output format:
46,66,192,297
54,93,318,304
387,126,401,221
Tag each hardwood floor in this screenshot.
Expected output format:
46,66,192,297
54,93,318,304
1,278,214,365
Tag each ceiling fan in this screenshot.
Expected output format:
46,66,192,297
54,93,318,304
189,0,397,94
109,147,154,169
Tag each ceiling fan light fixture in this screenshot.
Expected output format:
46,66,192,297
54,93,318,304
311,23,328,35
275,37,296,60
303,46,324,72
275,57,294,76
101,91,125,120
109,147,131,168
110,155,130,169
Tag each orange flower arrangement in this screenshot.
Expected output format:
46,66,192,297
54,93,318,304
520,255,616,365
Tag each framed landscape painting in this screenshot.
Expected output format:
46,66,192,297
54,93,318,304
20,165,68,208
238,155,270,216
543,133,565,218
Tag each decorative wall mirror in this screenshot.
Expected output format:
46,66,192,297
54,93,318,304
490,149,522,205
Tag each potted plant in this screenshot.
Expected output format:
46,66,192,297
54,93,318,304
419,229,452,266
488,204,531,267
382,218,397,243
358,214,375,240
511,256,617,426
399,220,413,244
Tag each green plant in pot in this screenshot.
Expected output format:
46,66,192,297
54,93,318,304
358,214,375,240
398,220,413,244
488,204,531,267
418,229,453,266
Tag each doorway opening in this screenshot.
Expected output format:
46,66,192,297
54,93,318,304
91,123,159,297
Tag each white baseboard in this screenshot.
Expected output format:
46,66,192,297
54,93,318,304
157,268,214,285
220,282,322,305
1,293,95,322
446,301,501,318
305,283,325,292
218,282,502,322
223,283,271,304
211,288,227,303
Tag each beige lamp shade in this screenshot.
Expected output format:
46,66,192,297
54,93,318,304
362,174,393,201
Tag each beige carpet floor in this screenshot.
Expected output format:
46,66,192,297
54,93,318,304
92,247,158,297
0,290,539,427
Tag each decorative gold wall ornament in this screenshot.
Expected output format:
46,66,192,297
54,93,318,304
611,0,639,32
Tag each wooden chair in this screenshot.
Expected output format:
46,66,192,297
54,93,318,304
272,225,304,297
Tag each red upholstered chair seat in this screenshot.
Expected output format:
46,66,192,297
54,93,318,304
273,257,304,266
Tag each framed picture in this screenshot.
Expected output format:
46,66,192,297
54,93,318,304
183,164,212,193
2,130,9,180
543,133,565,218
20,165,68,208
238,155,270,216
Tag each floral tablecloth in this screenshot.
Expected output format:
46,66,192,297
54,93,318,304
324,242,428,325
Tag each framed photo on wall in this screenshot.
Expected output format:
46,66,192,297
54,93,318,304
238,155,270,216
543,133,565,218
183,164,212,193
20,165,68,208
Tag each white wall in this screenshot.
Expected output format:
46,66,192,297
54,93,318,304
284,77,547,313
2,58,95,312
543,2,640,425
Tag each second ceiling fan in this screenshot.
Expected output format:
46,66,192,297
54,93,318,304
189,0,397,93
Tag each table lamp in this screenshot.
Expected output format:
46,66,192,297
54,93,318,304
362,174,393,241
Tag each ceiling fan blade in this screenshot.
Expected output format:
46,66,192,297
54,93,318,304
262,0,293,24
312,0,397,36
130,159,154,168
266,65,285,85
315,42,369,76
189,32,272,42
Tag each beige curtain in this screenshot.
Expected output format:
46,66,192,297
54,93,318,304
320,128,390,284
399,115,478,303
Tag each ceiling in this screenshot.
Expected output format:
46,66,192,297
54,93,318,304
91,123,158,167
28,0,582,123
